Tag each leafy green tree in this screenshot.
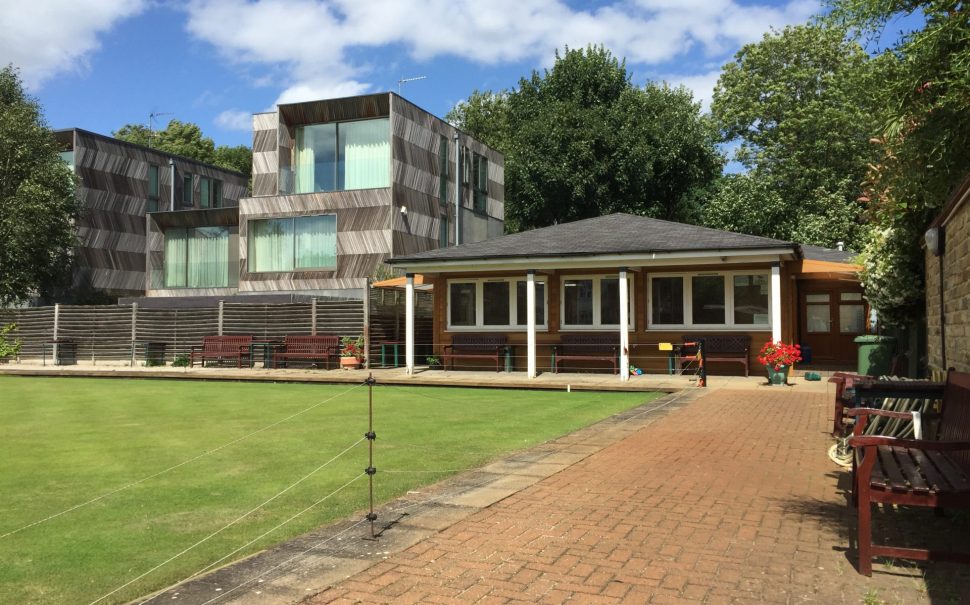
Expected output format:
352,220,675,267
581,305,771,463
114,119,252,181
827,0,970,325
0,66,80,305
448,46,722,232
709,24,886,248
703,173,789,239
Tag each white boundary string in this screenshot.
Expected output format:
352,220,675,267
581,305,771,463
88,437,366,605
1,381,368,540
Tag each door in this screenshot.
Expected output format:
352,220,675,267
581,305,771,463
799,284,866,365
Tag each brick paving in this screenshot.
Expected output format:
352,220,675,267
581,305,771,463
305,386,970,605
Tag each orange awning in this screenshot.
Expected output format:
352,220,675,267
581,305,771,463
371,275,432,290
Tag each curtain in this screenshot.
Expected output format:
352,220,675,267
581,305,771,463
164,229,187,288
295,214,336,269
295,127,316,194
340,118,390,190
249,219,294,272
187,228,229,287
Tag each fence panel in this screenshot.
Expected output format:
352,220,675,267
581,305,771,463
0,307,54,359
58,305,133,363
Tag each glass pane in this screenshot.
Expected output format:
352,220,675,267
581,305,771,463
840,304,866,333
516,282,545,325
439,214,449,248
182,175,193,205
482,282,510,325
295,123,337,193
187,227,229,287
806,305,830,333
692,275,725,324
733,274,770,324
294,214,337,269
148,165,159,198
58,150,74,170
338,118,390,190
200,177,210,208
164,228,187,288
213,180,222,208
841,292,863,301
248,218,295,272
450,283,476,326
563,279,593,325
651,276,684,325
806,293,830,303
600,278,620,325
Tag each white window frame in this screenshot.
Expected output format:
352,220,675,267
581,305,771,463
446,277,549,332
559,274,635,331
647,270,772,331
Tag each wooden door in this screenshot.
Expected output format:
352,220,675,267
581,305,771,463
799,284,866,365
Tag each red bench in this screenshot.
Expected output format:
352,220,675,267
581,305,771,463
272,335,340,369
189,335,252,368
442,334,507,372
849,370,970,575
553,334,618,374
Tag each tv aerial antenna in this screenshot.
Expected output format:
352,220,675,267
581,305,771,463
397,75,427,96
148,111,172,148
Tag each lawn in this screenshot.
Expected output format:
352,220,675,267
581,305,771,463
0,376,660,604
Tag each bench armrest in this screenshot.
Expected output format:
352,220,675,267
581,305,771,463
848,435,970,451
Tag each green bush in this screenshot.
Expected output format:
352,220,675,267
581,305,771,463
171,354,190,368
0,323,22,360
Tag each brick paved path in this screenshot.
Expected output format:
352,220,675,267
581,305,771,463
306,387,970,605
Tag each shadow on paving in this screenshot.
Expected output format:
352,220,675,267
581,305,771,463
779,470,970,605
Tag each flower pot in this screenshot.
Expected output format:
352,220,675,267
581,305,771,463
340,357,361,370
766,364,789,385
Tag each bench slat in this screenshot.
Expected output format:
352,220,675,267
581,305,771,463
908,448,947,494
924,450,970,493
876,446,911,492
895,448,932,494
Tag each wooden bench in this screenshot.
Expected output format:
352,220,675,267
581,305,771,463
552,334,618,374
272,335,340,369
848,370,970,576
189,335,252,368
441,334,507,372
680,335,751,377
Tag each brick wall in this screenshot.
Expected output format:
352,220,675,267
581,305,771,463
926,194,970,373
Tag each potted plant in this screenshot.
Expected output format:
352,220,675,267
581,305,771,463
340,335,364,369
425,354,442,370
757,341,802,385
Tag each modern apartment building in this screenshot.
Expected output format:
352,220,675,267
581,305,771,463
53,128,248,301
144,92,504,300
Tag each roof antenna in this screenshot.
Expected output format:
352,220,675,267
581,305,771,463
148,111,172,148
397,75,427,96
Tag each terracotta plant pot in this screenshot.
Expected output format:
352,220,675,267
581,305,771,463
340,357,361,370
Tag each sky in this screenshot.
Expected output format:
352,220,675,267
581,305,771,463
1,0,828,149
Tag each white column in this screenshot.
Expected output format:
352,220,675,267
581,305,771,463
527,270,537,378
130,302,138,367
405,273,415,374
619,268,630,382
52,303,61,363
217,300,224,336
771,263,782,342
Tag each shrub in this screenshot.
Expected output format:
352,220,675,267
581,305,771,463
171,354,190,368
0,323,22,360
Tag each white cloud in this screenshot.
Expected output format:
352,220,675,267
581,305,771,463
663,69,723,113
185,0,819,106
0,0,147,89
214,109,253,131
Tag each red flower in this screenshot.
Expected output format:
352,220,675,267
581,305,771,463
758,341,802,368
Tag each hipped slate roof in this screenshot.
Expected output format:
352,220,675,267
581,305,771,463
391,213,794,264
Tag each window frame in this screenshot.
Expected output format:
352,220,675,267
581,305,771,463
446,277,549,332
163,226,231,289
559,274,635,331
293,117,391,194
246,213,338,274
472,153,488,213
647,270,772,331
182,174,193,206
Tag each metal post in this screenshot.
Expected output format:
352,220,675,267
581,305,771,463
405,273,415,374
453,133,461,246
619,268,630,382
364,373,378,538
363,279,371,369
130,302,138,367
168,158,176,212
217,300,224,336
527,270,537,378
52,303,60,364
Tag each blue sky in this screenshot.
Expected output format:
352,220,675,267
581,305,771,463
3,0,830,149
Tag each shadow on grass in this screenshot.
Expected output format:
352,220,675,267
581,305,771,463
776,470,970,605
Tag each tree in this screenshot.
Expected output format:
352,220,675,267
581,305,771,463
827,1,970,325
448,46,722,232
709,24,886,248
0,66,80,305
114,119,252,181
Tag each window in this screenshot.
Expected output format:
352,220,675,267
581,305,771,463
147,165,159,212
447,278,548,330
182,174,193,206
248,214,337,272
561,275,633,329
648,271,771,329
294,118,390,193
438,135,448,202
198,178,223,209
438,213,449,248
163,227,230,288
472,153,488,212
58,151,74,170
840,292,865,334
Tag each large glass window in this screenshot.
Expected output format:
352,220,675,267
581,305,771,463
449,283,476,327
200,177,211,208
648,272,771,329
248,214,337,272
473,153,488,212
561,276,632,328
163,227,230,288
483,282,510,325
182,174,193,206
294,118,390,193
147,165,159,212
733,275,770,325
516,281,545,326
563,279,594,325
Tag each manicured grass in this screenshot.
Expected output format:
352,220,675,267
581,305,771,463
0,376,659,604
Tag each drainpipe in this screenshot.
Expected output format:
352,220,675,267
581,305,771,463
169,158,176,211
453,133,460,246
